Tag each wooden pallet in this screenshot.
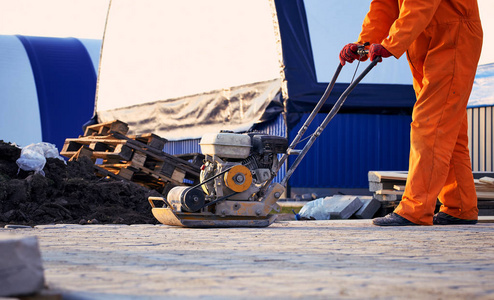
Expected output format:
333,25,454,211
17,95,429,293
84,120,129,137
111,132,199,181
127,133,168,150
475,175,494,215
368,171,407,202
62,120,200,193
369,170,494,204
475,177,494,200
61,137,133,162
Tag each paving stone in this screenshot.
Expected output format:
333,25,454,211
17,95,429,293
354,196,381,219
4,224,32,229
373,193,398,201
326,195,363,219
0,234,44,297
34,224,83,229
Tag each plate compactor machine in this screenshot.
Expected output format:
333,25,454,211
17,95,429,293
149,49,379,228
149,132,289,227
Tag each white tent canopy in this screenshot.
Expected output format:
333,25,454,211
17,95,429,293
96,0,282,112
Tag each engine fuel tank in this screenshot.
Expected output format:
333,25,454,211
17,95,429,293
199,132,251,159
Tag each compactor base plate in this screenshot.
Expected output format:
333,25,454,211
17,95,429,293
151,207,277,228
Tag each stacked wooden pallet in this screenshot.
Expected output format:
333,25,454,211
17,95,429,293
368,170,494,213
474,177,494,199
61,120,201,193
368,171,408,201
474,177,494,215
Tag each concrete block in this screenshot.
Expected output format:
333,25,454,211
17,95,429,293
368,181,396,192
326,195,363,219
373,193,398,201
0,235,45,297
354,196,381,219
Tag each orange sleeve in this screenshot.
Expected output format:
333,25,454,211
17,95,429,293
381,0,442,58
357,0,399,46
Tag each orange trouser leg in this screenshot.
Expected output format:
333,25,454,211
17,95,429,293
438,114,478,220
394,21,481,225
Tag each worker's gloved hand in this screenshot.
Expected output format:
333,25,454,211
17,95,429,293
369,44,393,62
339,43,368,66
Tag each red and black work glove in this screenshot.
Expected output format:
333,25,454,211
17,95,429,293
369,44,393,62
339,43,368,66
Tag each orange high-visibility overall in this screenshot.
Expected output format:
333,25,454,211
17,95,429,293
357,0,483,224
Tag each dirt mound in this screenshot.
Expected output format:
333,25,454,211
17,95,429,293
0,141,161,226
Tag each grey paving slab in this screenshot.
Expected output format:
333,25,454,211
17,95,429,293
2,220,494,299
326,195,363,219
354,197,381,219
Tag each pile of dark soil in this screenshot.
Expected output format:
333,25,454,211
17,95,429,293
0,141,161,226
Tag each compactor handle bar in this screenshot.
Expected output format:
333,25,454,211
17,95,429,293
357,48,369,56
357,42,370,56
260,56,380,193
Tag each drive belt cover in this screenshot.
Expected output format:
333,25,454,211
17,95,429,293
224,165,252,192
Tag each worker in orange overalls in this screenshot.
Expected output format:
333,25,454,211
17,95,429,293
340,0,483,225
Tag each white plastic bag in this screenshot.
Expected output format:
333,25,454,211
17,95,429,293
298,198,332,220
16,142,65,176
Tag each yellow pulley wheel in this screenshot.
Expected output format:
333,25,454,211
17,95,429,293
224,165,252,193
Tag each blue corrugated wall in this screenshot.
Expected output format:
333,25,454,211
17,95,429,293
468,106,494,172
163,138,201,155
288,113,411,188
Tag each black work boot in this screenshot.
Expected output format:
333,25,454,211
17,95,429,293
433,212,477,225
372,213,419,226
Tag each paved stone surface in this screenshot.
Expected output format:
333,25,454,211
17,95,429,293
2,220,494,299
